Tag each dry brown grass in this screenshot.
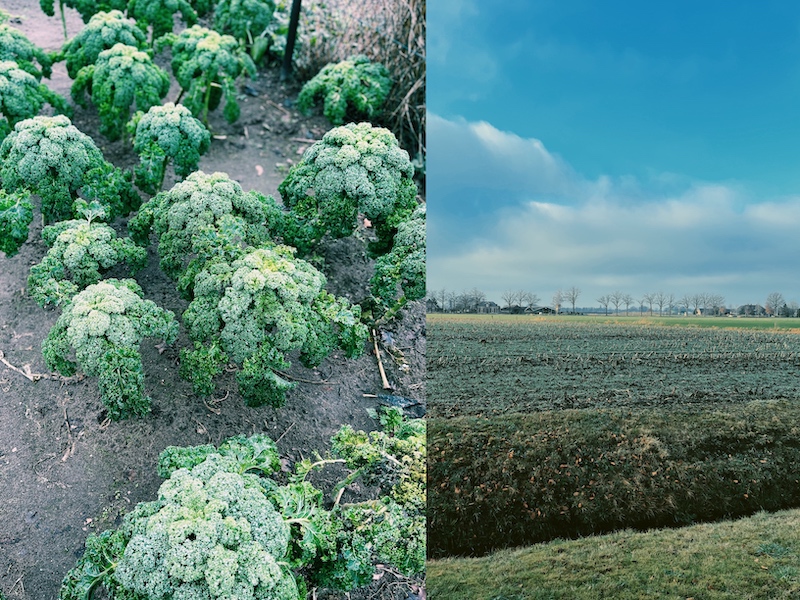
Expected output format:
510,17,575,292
298,0,425,164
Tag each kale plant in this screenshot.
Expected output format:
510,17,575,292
181,244,369,407
0,60,69,142
128,170,283,296
129,102,210,194
0,115,106,224
79,162,142,220
61,419,425,599
277,122,418,256
28,213,147,307
126,0,197,44
71,43,169,140
40,0,128,38
160,25,256,123
59,10,148,79
213,0,275,60
297,55,392,126
370,204,425,309
0,189,33,257
0,24,55,79
42,278,178,420
302,411,426,590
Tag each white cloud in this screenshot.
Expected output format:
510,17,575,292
428,113,583,199
427,115,800,306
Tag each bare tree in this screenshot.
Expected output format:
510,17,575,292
597,294,610,315
610,290,624,314
707,294,725,315
623,294,634,316
521,291,540,309
552,289,563,314
654,291,668,316
565,286,581,314
641,293,655,316
766,292,785,316
501,290,519,310
679,294,693,315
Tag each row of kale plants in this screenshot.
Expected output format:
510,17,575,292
0,2,425,598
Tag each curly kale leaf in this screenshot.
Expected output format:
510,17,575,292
60,10,148,79
278,122,417,256
59,529,134,600
0,115,108,224
370,203,425,306
79,162,142,220
158,433,280,481
115,457,299,599
316,415,425,589
129,102,210,194
128,171,279,296
213,0,275,50
0,60,69,141
0,189,34,257
126,0,197,43
71,43,169,140
28,218,147,307
41,278,178,420
0,24,55,80
162,25,256,123
297,55,392,126
314,499,425,591
182,245,368,407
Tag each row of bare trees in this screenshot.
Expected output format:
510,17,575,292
595,291,727,316
427,287,796,317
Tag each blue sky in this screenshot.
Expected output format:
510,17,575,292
427,0,800,309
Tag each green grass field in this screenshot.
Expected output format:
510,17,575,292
428,509,800,599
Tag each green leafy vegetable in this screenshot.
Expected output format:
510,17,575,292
71,43,169,140
42,278,178,420
160,25,256,123
370,203,425,307
129,102,210,194
79,162,142,221
28,214,147,307
126,0,197,44
297,55,392,126
277,122,418,256
0,23,54,79
40,0,128,39
61,417,425,598
0,60,69,141
213,0,275,58
128,170,282,297
181,244,369,407
0,115,107,225
0,189,34,257
59,10,148,79
116,459,299,599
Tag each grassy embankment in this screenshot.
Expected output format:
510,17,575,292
427,508,800,600
427,314,800,598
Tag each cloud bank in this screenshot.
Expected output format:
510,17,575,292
427,114,800,307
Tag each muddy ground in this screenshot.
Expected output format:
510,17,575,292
0,2,425,599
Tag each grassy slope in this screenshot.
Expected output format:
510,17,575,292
428,509,800,600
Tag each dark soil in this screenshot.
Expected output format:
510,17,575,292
0,3,425,599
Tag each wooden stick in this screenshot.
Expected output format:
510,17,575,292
372,329,391,389
0,350,40,381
